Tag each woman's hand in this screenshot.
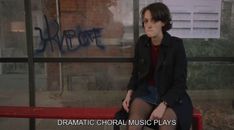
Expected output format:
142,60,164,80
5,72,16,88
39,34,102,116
149,102,167,120
122,90,133,112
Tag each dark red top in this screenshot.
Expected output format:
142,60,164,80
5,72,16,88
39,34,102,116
147,44,160,86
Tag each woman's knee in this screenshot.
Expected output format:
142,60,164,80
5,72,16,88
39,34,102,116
159,108,177,130
128,98,154,120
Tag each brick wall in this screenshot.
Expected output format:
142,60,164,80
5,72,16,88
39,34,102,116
60,0,124,38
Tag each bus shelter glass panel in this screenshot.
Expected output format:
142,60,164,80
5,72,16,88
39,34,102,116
32,0,134,58
35,62,132,107
0,0,27,57
0,63,28,130
0,63,28,106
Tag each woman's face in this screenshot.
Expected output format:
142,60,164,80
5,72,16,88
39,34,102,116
143,10,165,38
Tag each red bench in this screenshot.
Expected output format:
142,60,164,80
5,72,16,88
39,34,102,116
0,106,202,130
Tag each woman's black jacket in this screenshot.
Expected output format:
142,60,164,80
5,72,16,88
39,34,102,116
127,32,193,130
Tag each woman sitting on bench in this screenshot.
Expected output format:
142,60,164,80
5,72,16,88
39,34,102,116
122,2,193,130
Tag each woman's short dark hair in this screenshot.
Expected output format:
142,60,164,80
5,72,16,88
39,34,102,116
141,2,172,32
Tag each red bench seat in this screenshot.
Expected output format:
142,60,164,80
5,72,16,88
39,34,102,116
0,106,202,130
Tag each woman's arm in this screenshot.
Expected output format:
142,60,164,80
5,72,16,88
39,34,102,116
150,38,187,119
122,89,133,112
123,38,141,112
127,39,140,91
161,38,187,107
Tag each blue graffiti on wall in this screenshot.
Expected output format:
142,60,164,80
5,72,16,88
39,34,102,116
34,15,105,55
